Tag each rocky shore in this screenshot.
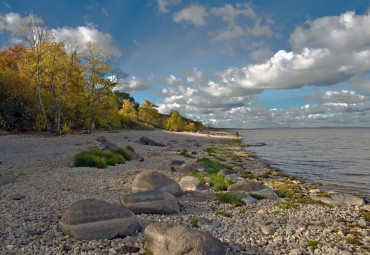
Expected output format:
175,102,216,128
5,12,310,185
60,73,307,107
0,130,369,255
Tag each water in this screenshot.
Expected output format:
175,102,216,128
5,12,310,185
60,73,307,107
239,128,370,197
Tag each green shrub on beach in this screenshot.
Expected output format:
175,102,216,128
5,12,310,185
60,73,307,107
190,172,232,191
306,240,320,249
73,148,131,168
126,145,135,152
215,192,245,207
196,157,231,173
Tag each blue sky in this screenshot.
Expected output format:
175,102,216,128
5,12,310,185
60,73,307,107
1,0,370,128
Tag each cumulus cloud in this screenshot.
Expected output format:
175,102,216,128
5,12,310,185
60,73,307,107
173,5,207,26
52,23,121,56
113,76,152,92
249,48,274,64
166,74,182,85
157,0,181,14
0,12,23,33
307,90,368,104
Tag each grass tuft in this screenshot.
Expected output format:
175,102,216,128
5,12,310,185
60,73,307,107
215,211,231,217
126,145,135,152
73,148,131,168
180,149,194,158
249,193,265,200
306,240,320,249
215,192,245,207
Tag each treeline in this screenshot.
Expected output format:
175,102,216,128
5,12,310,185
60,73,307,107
0,14,203,134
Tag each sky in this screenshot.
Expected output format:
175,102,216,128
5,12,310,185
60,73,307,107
1,0,370,128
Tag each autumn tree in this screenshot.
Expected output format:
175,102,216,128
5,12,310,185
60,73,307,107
164,110,184,132
119,99,137,123
138,100,159,124
184,122,196,132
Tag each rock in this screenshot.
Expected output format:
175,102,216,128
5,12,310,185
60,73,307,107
178,163,197,173
232,166,244,172
144,223,226,255
132,171,182,197
59,198,142,240
311,192,365,206
0,176,17,186
261,225,276,235
358,219,368,227
194,162,210,172
242,195,257,203
171,160,185,166
122,190,179,215
218,168,236,176
139,136,165,147
13,194,25,200
178,176,206,191
227,181,278,199
211,221,221,229
96,136,118,149
127,150,144,161
246,142,267,147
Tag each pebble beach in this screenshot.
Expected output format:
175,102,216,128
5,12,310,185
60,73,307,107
0,130,369,255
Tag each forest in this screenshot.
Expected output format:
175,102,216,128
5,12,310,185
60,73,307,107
0,14,203,134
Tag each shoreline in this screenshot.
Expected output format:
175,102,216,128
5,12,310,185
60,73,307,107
1,130,369,254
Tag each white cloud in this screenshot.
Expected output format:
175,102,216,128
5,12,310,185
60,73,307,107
52,24,122,56
210,3,256,24
307,90,368,104
173,5,207,26
0,12,23,33
249,48,274,63
3,2,11,9
101,8,109,17
157,0,181,14
113,76,152,92
166,74,182,85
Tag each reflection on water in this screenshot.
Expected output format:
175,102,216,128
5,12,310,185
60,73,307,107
239,128,370,197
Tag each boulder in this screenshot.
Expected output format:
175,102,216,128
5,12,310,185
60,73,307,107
144,223,226,255
227,181,278,199
127,150,144,161
171,160,185,166
194,162,210,172
96,136,118,150
139,137,165,147
311,192,365,206
122,190,179,214
218,168,236,177
59,199,142,240
178,176,206,191
246,142,267,147
232,166,244,172
132,171,182,197
178,163,197,173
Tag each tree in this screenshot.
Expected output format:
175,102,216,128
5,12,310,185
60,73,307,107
82,42,120,133
138,100,159,124
119,99,137,122
164,110,184,132
18,12,52,132
184,122,196,132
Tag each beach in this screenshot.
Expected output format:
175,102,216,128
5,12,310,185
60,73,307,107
0,130,369,255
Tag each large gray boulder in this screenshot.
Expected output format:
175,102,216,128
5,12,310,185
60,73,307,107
178,163,197,173
122,190,179,214
144,223,226,255
96,136,118,150
195,162,210,172
178,176,206,191
139,136,165,147
227,181,278,199
132,171,182,197
59,199,142,240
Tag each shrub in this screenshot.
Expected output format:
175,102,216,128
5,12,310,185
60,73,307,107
190,172,232,191
73,148,131,168
215,192,245,207
215,211,231,217
126,145,135,152
189,216,199,228
306,240,320,249
180,149,194,158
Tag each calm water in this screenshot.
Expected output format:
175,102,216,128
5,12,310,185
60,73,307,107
239,128,370,197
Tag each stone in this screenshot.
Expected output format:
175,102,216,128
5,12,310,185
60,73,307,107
218,168,236,176
227,181,278,199
127,150,144,161
132,171,182,197
358,219,368,227
144,223,226,255
171,160,185,166
59,198,142,240
178,163,197,173
139,136,165,147
232,166,244,172
13,194,26,200
122,190,179,215
246,142,267,147
194,162,210,172
96,136,118,150
178,176,206,191
311,192,365,206
242,195,257,203
261,225,276,235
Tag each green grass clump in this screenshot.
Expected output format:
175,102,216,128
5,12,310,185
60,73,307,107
360,209,370,222
272,180,303,199
73,148,131,168
126,145,135,152
306,240,320,249
249,193,265,200
196,157,231,173
240,208,246,213
190,172,232,191
170,166,176,172
343,237,362,246
258,170,272,178
215,192,245,207
189,216,199,228
144,250,153,255
215,211,231,217
204,147,217,154
274,201,299,210
180,149,194,158
274,189,286,198
240,171,255,180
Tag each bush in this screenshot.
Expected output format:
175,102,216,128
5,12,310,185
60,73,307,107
73,148,131,168
126,145,135,152
215,192,245,206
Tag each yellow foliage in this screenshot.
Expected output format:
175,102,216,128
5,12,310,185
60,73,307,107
184,122,196,132
119,99,137,122
61,123,72,134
